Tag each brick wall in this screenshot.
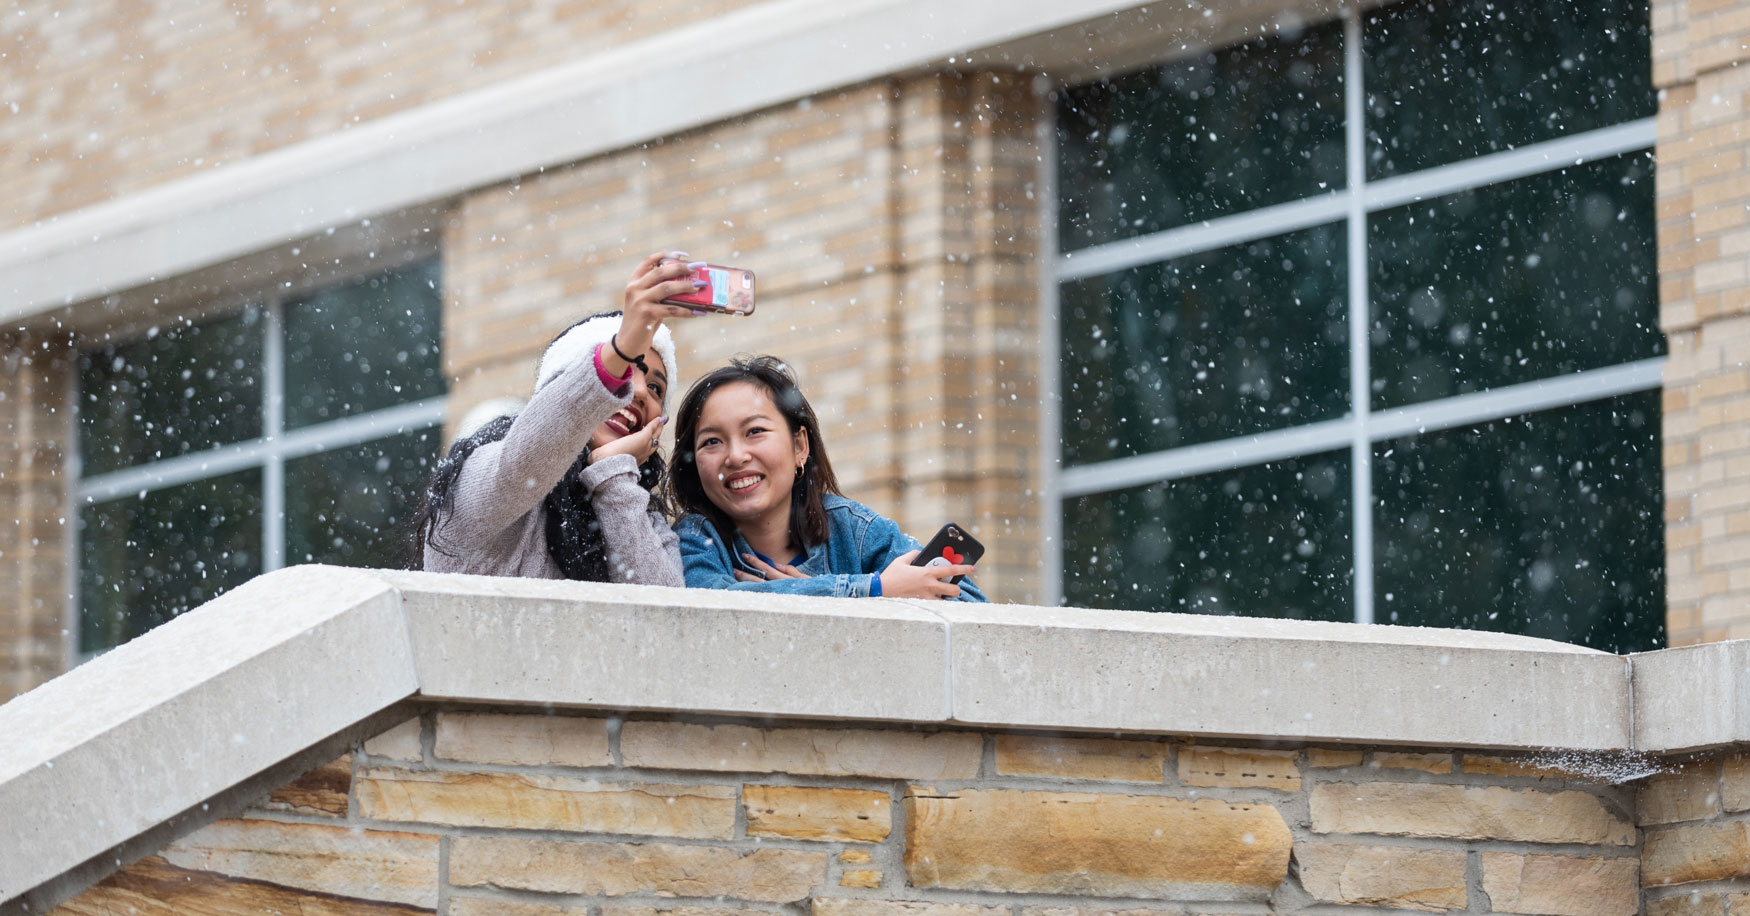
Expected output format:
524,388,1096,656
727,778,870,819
54,709,1669,914
0,0,765,231
0,332,72,700
442,73,1047,601
1639,755,1750,903
1655,0,1750,644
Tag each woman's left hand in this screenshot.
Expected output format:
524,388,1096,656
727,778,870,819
735,553,806,582
590,415,666,465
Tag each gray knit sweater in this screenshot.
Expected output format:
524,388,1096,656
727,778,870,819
421,350,683,585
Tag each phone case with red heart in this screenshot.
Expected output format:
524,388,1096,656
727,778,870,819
912,523,985,585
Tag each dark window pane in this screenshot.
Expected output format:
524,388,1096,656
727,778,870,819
1063,452,1352,619
1364,0,1653,179
285,427,441,569
1060,224,1348,466
1057,18,1345,251
1369,152,1661,410
79,469,263,654
77,310,263,476
284,258,445,430
1374,392,1663,652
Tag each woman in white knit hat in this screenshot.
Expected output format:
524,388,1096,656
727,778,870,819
412,251,704,584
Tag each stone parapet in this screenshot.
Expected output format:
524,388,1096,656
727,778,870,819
2,565,1750,911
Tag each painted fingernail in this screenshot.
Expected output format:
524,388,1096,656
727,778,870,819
692,279,708,288
670,250,689,257
692,309,707,316
686,260,707,270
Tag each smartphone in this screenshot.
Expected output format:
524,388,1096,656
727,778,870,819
912,523,985,585
659,259,756,316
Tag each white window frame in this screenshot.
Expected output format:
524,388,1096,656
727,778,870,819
1041,9,1662,622
65,248,447,660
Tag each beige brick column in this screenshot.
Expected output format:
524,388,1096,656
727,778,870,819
892,73,1047,602
1655,0,1750,644
0,332,73,701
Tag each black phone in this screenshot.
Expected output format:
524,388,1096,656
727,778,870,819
912,523,985,585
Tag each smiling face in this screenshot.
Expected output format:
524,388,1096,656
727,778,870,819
691,379,809,532
588,345,667,452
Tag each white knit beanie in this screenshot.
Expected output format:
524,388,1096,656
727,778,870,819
535,312,679,416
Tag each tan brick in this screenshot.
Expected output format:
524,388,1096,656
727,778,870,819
355,767,735,839
1461,755,1573,780
814,901,1009,916
433,712,612,767
1019,909,1186,916
620,722,981,779
1308,748,1364,768
453,900,589,916
904,787,1290,898
994,735,1167,782
744,785,891,842
1639,761,1723,825
450,837,827,902
1294,844,1466,912
840,869,883,888
605,907,775,916
1367,752,1453,775
257,753,352,818
1647,891,1725,916
1480,853,1638,916
1643,821,1750,885
362,716,423,763
1179,747,1301,790
1723,754,1750,811
1309,783,1633,845
156,818,439,909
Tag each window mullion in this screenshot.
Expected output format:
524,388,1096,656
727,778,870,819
263,300,285,573
1345,10,1374,627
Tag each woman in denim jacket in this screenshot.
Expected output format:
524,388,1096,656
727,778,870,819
670,356,987,601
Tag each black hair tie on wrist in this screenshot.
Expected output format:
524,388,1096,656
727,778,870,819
610,334,648,374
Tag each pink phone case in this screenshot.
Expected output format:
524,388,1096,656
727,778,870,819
661,260,756,315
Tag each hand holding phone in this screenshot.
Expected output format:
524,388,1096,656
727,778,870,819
659,258,756,315
912,523,985,585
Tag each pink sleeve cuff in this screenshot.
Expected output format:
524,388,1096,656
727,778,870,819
592,342,634,393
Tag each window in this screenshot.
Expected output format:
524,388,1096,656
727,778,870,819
1051,0,1662,651
74,257,446,654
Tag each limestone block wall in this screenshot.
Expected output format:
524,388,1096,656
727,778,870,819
55,709,1657,915
1638,754,1750,904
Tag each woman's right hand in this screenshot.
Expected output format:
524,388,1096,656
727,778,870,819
607,252,705,374
879,550,975,600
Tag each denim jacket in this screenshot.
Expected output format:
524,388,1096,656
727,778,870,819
675,494,988,601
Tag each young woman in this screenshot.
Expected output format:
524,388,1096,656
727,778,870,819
413,252,706,583
670,355,986,601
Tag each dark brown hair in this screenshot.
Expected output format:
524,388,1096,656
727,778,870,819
669,355,841,550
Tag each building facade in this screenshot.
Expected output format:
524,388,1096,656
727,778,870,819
0,0,1737,699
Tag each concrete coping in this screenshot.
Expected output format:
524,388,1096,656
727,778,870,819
0,564,1743,904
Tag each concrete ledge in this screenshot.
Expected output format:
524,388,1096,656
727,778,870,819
940,603,1630,751
3,563,1746,905
375,571,950,722
1632,641,1750,754
0,566,419,902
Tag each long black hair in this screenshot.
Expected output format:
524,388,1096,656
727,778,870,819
668,355,840,551
409,313,671,580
